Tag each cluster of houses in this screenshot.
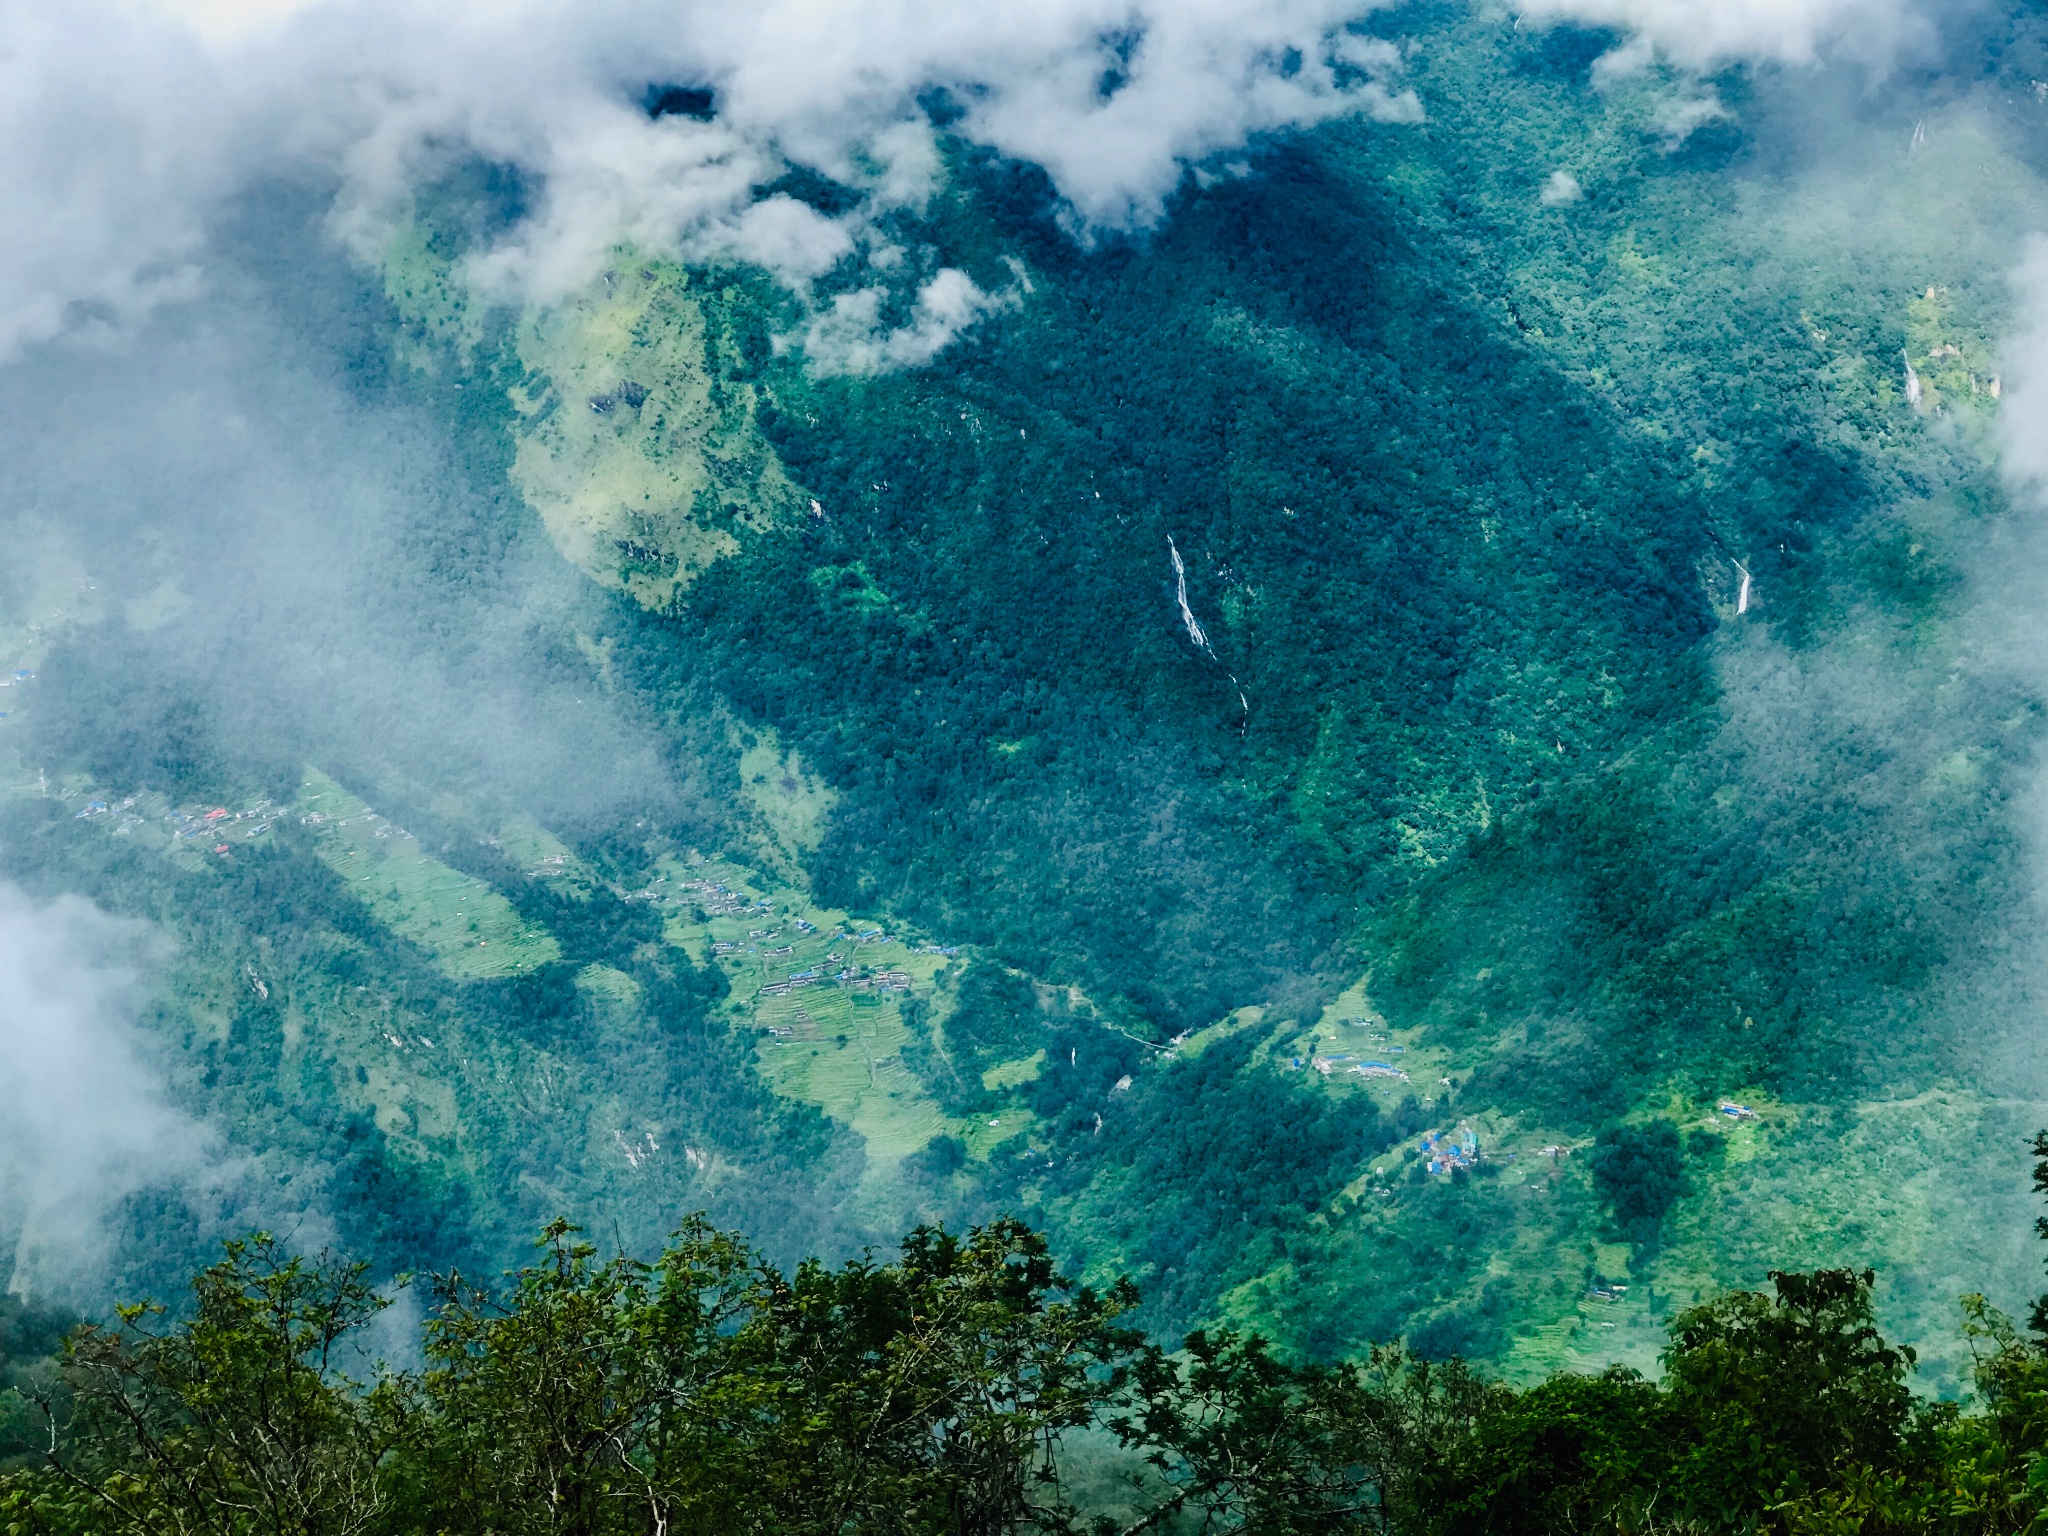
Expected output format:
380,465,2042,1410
160,800,279,853
677,877,769,917
848,968,913,992
1420,1124,1480,1175
759,964,913,1000
1350,1062,1410,1081
1291,1052,1409,1082
674,874,955,1021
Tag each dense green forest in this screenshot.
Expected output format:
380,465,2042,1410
10,0,2048,1400
16,1150,2048,1534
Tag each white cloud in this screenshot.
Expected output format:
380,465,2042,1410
725,197,861,285
1999,236,2048,491
801,266,1018,375
1515,0,1924,73
1540,168,1583,204
1649,89,1729,147
0,0,1424,366
0,6,234,359
0,884,216,1301
135,0,321,46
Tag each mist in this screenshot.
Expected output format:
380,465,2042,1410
0,180,702,840
1514,0,1931,69
0,0,1432,369
0,882,211,1303
0,175,738,1293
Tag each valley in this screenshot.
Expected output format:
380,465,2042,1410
5,1,2048,1401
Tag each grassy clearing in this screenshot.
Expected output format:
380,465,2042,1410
506,260,803,608
736,726,837,876
1643,1085,2048,1396
1270,1070,2048,1390
1170,1005,1266,1061
576,963,643,1010
1483,1086,2048,1389
982,1051,1046,1092
48,771,557,1183
1268,976,1454,1110
496,814,597,899
381,238,807,608
298,770,560,980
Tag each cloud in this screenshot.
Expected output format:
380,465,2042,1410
2001,235,2048,491
0,7,235,361
800,267,1020,375
1648,89,1730,146
0,0,1423,368
0,246,711,840
1514,0,1926,73
0,883,216,1302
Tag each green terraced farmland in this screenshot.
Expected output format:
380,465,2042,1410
298,770,560,979
656,853,964,1162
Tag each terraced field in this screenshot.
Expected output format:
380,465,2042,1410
297,771,560,979
655,853,969,1168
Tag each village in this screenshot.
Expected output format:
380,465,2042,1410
1283,1001,1455,1108
1418,1123,1480,1175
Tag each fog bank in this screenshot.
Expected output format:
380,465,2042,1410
0,883,209,1302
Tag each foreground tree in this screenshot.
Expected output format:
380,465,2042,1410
398,1215,1142,1536
0,1236,401,1536
22,1132,2048,1534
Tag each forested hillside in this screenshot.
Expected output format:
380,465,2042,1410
6,0,2048,1391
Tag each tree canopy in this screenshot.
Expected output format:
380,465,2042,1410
10,1161,2048,1535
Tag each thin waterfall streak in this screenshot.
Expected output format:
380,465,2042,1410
1168,534,1248,728
1168,535,1216,657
